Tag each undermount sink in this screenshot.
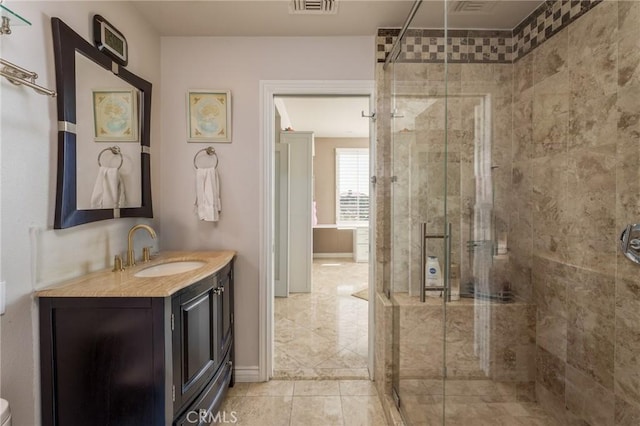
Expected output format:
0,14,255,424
134,261,206,278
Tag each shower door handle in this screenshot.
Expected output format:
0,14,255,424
420,223,451,302
620,224,640,265
420,223,427,302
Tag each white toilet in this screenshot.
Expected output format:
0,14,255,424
0,399,10,426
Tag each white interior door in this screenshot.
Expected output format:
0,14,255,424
280,131,313,293
274,143,290,297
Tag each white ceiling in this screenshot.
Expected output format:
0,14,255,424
132,0,543,139
276,96,371,138
132,1,544,37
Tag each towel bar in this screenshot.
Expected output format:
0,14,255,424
0,58,56,97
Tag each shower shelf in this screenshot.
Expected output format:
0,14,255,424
461,288,513,303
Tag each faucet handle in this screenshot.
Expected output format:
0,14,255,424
142,247,152,263
112,254,124,272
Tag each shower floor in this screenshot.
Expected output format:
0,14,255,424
392,291,559,425
399,379,560,425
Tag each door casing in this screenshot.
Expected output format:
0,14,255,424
259,80,376,380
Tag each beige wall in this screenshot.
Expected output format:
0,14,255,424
313,228,352,254
312,137,368,254
313,137,369,224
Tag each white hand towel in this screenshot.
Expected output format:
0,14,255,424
90,166,125,209
195,167,221,222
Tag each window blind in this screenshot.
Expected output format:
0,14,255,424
335,148,369,225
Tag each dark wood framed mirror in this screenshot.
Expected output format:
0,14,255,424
52,17,152,229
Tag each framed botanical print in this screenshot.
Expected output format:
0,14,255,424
92,89,138,141
187,90,231,142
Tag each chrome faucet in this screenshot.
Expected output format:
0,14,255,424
127,224,157,267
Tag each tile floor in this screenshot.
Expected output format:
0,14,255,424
216,379,387,426
217,258,559,425
274,259,370,379
214,259,387,425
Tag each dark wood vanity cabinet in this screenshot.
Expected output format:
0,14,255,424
171,262,234,422
39,260,234,426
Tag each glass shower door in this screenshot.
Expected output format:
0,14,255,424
389,60,523,426
388,1,633,424
388,6,515,425
440,4,537,424
389,5,450,421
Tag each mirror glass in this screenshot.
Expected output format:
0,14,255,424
75,52,142,209
52,17,152,229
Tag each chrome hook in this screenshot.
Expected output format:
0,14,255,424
361,110,376,121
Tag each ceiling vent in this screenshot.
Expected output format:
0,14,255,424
448,1,498,14
289,0,338,14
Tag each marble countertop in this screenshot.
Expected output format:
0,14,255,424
35,250,236,298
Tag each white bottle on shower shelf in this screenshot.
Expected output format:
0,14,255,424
425,256,443,297
494,231,509,259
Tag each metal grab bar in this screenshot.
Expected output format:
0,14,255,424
420,223,452,302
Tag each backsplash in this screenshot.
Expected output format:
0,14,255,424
376,0,604,64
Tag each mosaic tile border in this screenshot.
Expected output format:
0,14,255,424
376,29,512,64
377,0,604,64
513,0,603,61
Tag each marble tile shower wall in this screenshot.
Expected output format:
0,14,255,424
373,1,640,425
517,1,640,424
374,60,524,409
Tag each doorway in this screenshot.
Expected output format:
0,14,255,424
274,95,371,378
259,81,375,381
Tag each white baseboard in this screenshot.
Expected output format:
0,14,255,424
234,366,261,383
313,253,353,259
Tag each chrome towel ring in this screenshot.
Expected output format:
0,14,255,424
193,146,219,169
97,146,123,169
